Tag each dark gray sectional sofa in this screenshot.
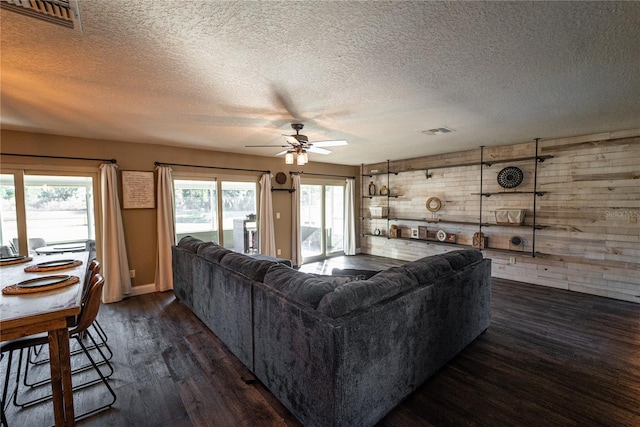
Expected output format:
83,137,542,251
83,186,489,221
172,236,492,427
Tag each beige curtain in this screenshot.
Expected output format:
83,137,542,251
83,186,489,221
155,166,175,291
291,174,302,267
344,178,356,255
100,163,132,303
259,173,276,256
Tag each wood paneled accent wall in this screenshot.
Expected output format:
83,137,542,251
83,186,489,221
361,130,640,303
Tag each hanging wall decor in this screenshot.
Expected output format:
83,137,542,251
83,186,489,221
497,166,524,189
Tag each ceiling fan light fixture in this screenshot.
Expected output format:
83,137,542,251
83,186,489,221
297,151,307,165
285,151,294,165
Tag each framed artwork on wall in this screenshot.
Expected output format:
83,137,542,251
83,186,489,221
122,171,155,209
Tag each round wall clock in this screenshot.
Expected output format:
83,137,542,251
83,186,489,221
275,172,287,185
497,166,524,189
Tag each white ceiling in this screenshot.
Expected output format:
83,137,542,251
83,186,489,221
1,1,639,165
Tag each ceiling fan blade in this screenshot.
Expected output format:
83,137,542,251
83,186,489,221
245,144,290,148
311,139,348,148
308,146,332,155
275,150,289,156
283,135,300,145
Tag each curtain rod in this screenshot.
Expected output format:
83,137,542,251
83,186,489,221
154,161,270,174
290,171,356,179
2,153,117,163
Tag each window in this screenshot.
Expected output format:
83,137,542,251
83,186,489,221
174,179,218,243
1,170,98,255
173,177,258,253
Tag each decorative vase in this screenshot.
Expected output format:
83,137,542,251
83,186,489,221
379,185,389,196
368,181,377,196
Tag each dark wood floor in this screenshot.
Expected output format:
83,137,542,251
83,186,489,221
3,254,640,426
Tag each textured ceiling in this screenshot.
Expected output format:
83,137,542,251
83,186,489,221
1,1,639,165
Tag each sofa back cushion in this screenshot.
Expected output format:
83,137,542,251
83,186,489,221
177,236,205,253
220,252,275,282
197,242,233,263
317,269,419,318
331,268,381,280
316,250,483,318
263,264,356,309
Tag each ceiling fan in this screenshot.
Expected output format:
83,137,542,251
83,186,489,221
246,123,347,165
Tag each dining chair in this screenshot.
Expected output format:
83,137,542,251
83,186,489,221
27,238,46,252
24,260,113,386
0,246,14,257
1,274,116,423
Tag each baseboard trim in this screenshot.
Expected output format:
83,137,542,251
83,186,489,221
128,283,156,297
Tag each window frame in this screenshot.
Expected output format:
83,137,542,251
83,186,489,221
0,162,101,257
172,171,260,249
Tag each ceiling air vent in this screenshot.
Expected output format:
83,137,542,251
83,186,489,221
1,0,81,31
421,127,454,136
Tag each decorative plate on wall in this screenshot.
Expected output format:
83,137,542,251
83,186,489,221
497,166,524,189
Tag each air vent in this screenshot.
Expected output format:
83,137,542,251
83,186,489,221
1,0,81,31
422,127,454,136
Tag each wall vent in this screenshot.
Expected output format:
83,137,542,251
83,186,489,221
1,0,82,31
422,127,454,136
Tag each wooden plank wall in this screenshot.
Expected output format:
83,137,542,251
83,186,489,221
360,130,640,303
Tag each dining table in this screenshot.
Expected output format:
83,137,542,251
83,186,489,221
0,251,90,427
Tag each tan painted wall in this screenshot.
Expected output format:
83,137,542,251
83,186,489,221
1,130,359,287
361,129,640,303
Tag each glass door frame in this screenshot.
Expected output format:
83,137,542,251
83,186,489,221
300,178,346,264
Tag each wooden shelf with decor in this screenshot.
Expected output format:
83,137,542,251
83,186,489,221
361,139,552,257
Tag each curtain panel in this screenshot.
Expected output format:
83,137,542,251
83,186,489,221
344,177,356,255
100,163,132,303
259,173,277,257
291,174,302,267
155,166,175,291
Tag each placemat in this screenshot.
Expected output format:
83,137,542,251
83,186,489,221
2,275,80,295
0,256,33,266
24,260,83,273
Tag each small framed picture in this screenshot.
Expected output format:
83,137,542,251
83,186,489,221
418,226,428,239
411,227,419,239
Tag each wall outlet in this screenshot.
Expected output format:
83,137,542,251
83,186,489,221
129,269,135,278
509,256,516,265
276,212,281,219
277,249,282,256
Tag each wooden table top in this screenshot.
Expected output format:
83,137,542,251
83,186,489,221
0,251,90,341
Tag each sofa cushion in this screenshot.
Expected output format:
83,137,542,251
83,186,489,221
263,264,339,309
220,252,275,282
402,255,453,284
317,270,419,318
312,274,366,286
197,242,232,263
439,249,483,270
330,268,381,280
177,236,204,253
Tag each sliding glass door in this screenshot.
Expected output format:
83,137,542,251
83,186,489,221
300,182,345,262
173,176,257,253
